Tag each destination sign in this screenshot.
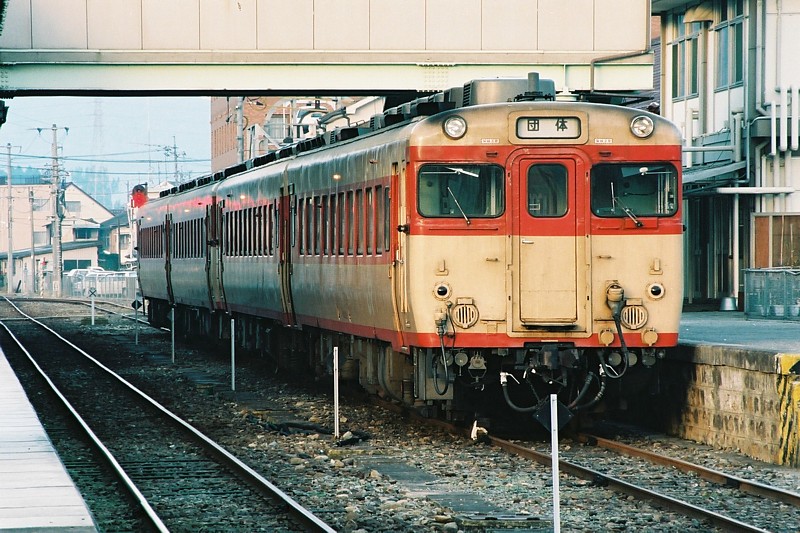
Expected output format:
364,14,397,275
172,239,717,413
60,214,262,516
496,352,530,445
516,116,581,139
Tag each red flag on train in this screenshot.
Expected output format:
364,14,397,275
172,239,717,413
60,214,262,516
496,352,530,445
131,184,148,208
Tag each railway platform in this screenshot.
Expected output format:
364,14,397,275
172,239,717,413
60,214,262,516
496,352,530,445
680,309,800,352
655,310,800,467
0,348,97,532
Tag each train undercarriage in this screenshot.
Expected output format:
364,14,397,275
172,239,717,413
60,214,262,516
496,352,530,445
148,299,664,431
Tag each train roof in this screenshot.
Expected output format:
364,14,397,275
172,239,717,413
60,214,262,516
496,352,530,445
157,72,668,200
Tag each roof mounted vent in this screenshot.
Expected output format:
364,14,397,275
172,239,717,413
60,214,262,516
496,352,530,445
462,77,529,106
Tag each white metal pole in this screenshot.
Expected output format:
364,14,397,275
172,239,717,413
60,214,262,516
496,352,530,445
170,308,175,364
230,317,236,391
90,293,95,325
333,346,340,438
550,394,561,533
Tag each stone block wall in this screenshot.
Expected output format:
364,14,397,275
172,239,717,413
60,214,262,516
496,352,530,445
650,344,800,466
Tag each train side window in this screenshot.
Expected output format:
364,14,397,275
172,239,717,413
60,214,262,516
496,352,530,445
321,196,329,255
244,209,248,256
308,197,315,255
249,208,255,256
222,213,227,256
383,186,391,252
268,204,275,255
417,164,504,218
356,188,364,256
227,212,232,256
366,187,374,255
261,205,272,255
591,163,678,217
347,190,355,255
527,164,568,217
337,192,345,255
254,206,261,256
313,196,321,255
298,200,304,255
375,186,383,255
238,210,244,256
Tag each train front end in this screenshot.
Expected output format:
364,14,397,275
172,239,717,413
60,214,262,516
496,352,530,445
401,85,683,424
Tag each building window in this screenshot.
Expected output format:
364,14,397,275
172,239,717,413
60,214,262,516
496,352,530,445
65,201,81,215
715,0,744,89
670,14,702,100
74,228,94,240
754,214,800,268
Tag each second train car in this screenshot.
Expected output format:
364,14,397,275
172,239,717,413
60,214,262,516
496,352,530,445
137,74,683,426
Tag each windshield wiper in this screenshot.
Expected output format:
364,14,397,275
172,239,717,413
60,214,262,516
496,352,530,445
611,183,643,227
447,186,471,225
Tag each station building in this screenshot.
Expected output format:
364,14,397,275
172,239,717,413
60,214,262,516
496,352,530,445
654,0,800,313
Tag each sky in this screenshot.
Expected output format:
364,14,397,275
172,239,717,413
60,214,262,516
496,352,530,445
0,96,212,207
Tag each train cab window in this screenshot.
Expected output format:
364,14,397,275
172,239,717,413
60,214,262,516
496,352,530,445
417,164,504,219
527,164,568,217
591,163,678,218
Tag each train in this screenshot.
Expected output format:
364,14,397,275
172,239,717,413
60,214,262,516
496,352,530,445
136,73,683,429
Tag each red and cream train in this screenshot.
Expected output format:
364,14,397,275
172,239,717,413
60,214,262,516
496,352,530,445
136,74,683,425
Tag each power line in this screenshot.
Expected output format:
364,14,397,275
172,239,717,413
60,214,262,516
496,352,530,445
10,152,210,164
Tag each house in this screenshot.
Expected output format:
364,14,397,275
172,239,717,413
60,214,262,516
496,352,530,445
0,181,114,294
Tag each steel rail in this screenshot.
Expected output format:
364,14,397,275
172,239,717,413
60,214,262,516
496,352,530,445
2,297,336,533
370,397,769,533
579,433,800,507
0,304,169,532
487,434,770,533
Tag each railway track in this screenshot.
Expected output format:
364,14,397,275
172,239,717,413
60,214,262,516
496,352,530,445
0,297,335,532
373,398,799,532
5,297,800,531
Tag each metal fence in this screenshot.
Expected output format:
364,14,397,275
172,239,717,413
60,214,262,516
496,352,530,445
743,268,800,320
62,271,139,300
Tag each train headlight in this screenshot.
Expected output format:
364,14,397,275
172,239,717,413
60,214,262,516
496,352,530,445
443,116,468,139
630,115,654,138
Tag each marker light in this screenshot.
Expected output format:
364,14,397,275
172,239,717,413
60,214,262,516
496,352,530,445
443,116,468,139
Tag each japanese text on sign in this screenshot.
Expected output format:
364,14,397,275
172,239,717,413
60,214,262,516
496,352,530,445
516,116,581,139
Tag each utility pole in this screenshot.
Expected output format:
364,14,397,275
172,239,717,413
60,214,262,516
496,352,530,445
29,188,35,295
6,143,12,295
50,124,66,297
236,97,244,163
172,136,179,181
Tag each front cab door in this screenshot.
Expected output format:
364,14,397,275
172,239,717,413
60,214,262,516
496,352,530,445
512,155,588,332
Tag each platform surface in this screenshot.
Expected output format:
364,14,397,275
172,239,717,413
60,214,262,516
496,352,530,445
680,311,800,353
0,349,96,532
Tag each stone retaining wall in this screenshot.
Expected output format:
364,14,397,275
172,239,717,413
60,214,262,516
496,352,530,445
653,344,800,466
